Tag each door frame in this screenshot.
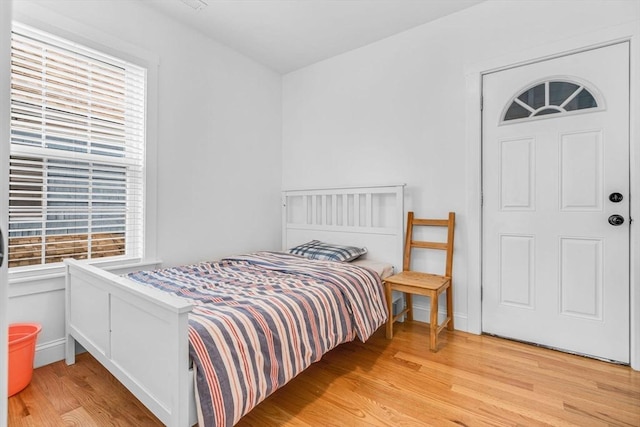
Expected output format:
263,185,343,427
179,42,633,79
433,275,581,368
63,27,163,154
1,0,12,422
464,21,640,370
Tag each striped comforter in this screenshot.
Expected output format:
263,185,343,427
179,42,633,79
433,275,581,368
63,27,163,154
127,251,387,427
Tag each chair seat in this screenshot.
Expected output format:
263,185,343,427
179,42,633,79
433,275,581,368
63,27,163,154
384,271,450,292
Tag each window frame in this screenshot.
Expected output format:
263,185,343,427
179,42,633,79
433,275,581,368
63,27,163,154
7,18,159,279
499,76,605,126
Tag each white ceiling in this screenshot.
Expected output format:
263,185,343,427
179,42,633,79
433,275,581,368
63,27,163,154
140,0,484,74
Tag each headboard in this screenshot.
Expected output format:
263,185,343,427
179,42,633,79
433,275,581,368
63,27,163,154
282,185,405,273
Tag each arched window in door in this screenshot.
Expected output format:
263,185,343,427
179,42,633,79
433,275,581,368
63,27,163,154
502,79,600,122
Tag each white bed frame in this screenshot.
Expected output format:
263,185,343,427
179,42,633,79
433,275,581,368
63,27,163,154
65,184,404,427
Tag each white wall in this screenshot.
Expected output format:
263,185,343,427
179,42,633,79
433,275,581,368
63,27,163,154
9,0,282,366
282,0,640,329
13,0,283,266
7,0,639,370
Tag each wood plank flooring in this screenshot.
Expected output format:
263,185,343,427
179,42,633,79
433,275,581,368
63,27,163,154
8,322,640,426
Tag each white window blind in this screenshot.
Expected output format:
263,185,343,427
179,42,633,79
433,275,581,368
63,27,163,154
9,24,146,269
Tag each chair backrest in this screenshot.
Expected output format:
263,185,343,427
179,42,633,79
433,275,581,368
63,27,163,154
403,211,455,277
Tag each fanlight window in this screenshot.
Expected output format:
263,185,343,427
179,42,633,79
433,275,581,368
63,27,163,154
503,80,598,122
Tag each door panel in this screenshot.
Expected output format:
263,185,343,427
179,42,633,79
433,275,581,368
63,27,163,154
500,234,535,308
500,138,535,210
560,131,602,210
482,42,630,363
559,237,602,319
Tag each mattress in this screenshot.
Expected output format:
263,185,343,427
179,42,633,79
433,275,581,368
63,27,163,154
127,251,388,427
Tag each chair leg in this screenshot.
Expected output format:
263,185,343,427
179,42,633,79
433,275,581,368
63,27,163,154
429,291,438,352
446,282,454,331
385,283,393,339
406,293,414,321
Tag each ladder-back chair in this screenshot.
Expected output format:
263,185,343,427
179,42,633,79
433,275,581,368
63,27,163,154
384,211,455,351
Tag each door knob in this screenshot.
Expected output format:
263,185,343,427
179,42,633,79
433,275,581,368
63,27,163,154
609,192,623,203
608,214,625,226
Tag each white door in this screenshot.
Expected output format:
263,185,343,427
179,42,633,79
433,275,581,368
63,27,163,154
482,43,630,363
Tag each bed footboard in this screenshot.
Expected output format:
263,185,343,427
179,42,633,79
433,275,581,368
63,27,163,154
64,259,197,427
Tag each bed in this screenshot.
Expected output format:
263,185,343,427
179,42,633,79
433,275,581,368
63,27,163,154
64,184,405,427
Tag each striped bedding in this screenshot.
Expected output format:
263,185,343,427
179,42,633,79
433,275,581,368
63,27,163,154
126,251,388,427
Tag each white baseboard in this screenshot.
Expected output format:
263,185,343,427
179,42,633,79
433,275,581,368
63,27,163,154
34,338,66,368
411,303,468,332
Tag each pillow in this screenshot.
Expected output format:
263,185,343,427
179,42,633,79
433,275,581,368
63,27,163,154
288,240,367,262
350,259,394,279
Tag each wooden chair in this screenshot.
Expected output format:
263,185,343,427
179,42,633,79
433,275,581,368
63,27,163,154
384,211,455,351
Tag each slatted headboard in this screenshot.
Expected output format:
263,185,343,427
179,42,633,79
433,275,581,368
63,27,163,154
282,185,405,273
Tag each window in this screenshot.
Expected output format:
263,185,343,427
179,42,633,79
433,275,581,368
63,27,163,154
9,24,145,269
503,79,599,122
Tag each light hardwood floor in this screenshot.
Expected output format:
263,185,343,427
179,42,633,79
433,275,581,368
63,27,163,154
8,322,640,426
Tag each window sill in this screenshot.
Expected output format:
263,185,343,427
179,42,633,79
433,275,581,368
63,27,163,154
8,257,162,285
